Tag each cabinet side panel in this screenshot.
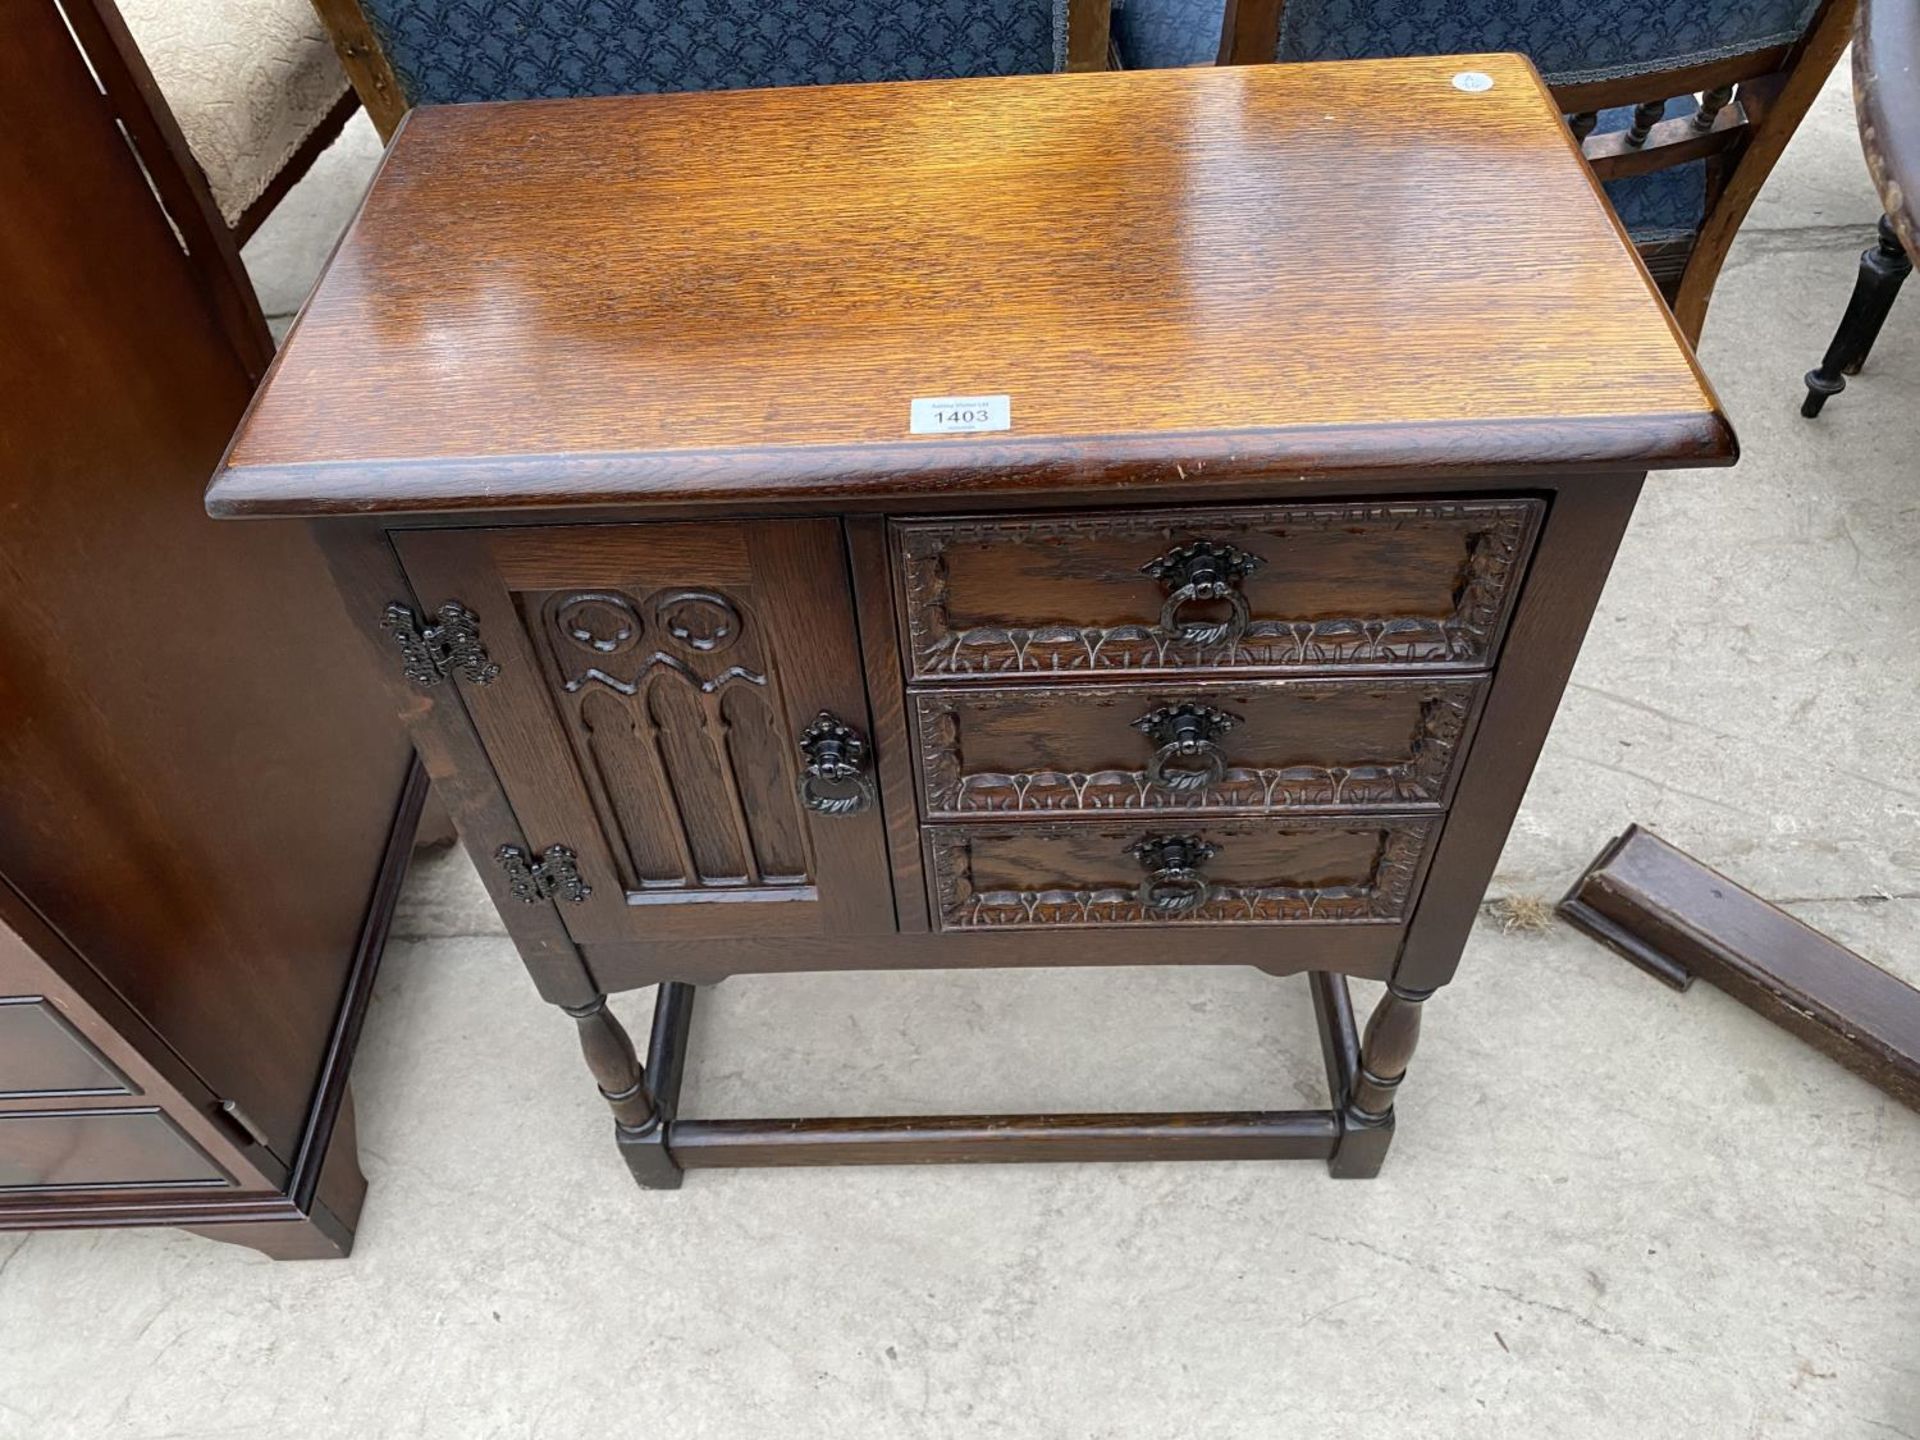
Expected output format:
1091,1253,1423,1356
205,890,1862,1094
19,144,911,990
1395,478,1644,989
0,5,411,1161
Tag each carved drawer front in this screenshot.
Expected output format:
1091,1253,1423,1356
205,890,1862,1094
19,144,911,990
0,1108,228,1191
926,817,1436,931
394,521,896,944
0,997,135,1099
893,499,1541,680
913,676,1486,819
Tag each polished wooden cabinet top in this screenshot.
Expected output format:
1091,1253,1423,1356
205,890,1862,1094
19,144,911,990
211,56,1733,518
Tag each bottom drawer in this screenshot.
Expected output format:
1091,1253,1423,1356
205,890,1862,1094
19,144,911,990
926,817,1436,931
0,1108,230,1192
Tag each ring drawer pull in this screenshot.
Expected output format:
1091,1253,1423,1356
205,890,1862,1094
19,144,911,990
1133,703,1241,791
1141,540,1264,648
798,711,876,817
1128,834,1217,914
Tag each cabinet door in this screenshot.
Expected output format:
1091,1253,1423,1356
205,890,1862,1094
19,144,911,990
395,521,895,942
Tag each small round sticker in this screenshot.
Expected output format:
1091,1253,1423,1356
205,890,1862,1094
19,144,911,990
1452,71,1495,92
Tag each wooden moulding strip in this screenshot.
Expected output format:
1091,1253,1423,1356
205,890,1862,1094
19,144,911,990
1559,825,1920,1113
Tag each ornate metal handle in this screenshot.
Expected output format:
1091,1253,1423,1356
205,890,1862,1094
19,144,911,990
798,711,875,817
1133,703,1240,792
1140,540,1263,648
1128,834,1217,915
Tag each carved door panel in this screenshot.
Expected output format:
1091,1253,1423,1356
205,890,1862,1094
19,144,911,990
394,521,894,942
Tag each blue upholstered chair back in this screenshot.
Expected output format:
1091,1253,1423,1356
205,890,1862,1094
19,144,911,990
1273,0,1824,86
356,0,1080,106
1112,0,1824,82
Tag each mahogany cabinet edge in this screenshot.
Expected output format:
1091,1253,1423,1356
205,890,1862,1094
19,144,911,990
205,413,1736,520
0,1170,358,1261
0,758,427,1260
0,882,280,1190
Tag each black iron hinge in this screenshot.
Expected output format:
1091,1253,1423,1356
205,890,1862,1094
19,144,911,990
382,601,500,687
496,844,592,905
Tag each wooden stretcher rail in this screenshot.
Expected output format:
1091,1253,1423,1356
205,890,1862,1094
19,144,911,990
636,975,1369,1172
671,1112,1341,1167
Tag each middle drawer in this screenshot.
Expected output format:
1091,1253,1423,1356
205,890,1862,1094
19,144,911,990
912,675,1487,820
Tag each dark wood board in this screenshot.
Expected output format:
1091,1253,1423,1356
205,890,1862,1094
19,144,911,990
1560,826,1920,1113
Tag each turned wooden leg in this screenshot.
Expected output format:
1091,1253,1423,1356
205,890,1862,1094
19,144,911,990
1328,983,1432,1179
1803,216,1913,416
563,994,683,1190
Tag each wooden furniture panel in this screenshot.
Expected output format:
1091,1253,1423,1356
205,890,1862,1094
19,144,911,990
925,816,1434,930
892,500,1541,679
392,522,897,944
1561,826,1920,1111
0,1113,228,1198
0,1,417,1258
912,675,1485,818
0,1109,228,1192
582,922,1406,987
0,998,135,1099
212,64,1734,1186
208,59,1731,519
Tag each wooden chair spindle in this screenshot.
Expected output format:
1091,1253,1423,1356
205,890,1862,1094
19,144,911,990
1626,98,1667,147
1693,84,1735,130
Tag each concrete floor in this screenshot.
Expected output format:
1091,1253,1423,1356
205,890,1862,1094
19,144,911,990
4,62,1918,1440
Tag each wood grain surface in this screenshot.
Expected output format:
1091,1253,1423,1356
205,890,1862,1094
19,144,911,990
891,499,1540,678
1560,825,1920,1111
911,675,1485,817
925,815,1434,928
2,0,412,1173
392,520,899,945
212,57,1732,517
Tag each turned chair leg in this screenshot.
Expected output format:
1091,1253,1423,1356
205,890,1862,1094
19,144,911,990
1328,983,1432,1179
563,993,683,1190
1803,215,1913,417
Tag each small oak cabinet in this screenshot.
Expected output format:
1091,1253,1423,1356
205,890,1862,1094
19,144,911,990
210,59,1735,1184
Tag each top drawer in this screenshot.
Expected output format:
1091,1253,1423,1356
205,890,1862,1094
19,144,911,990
894,499,1542,681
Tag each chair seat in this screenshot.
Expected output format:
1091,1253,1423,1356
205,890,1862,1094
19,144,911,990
120,0,351,227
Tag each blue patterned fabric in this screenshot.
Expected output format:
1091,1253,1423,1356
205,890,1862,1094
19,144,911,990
1111,0,1224,68
1275,0,1824,86
1113,0,1824,85
362,0,1073,106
